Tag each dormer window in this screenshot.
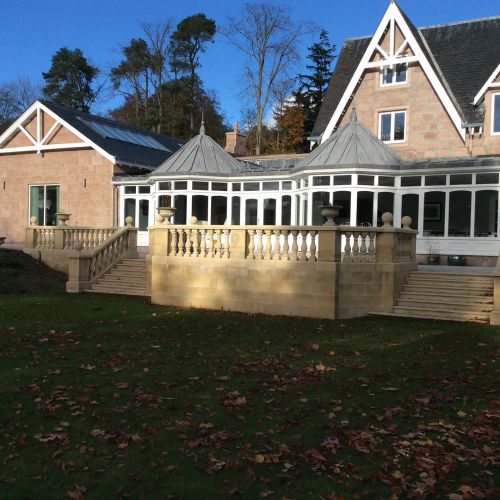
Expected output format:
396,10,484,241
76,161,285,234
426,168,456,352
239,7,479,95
381,63,407,86
493,93,500,135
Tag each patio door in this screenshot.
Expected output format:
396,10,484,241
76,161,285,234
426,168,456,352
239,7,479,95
124,197,150,246
29,185,59,226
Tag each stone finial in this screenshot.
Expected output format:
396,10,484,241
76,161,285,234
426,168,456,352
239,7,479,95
30,216,38,226
350,106,357,123
381,212,393,227
401,216,412,229
199,120,206,135
190,216,198,225
125,216,134,227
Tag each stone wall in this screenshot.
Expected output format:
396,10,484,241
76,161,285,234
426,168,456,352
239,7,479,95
0,149,115,244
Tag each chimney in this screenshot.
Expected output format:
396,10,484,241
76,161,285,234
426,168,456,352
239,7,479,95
225,121,247,156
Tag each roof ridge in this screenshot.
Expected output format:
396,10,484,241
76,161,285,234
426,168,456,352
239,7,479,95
419,14,500,31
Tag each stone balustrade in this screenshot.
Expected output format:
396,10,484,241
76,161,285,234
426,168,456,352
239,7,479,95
25,226,117,251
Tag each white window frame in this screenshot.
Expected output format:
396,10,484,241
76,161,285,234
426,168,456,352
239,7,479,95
379,110,406,143
492,92,500,136
28,184,60,226
380,62,408,86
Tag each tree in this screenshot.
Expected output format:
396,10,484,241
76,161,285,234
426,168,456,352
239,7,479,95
295,30,336,139
171,14,216,137
0,77,41,133
273,104,304,152
42,48,99,112
223,3,315,155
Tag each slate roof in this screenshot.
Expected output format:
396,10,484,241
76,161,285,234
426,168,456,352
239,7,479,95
151,123,250,175
311,11,500,137
300,109,401,168
41,101,184,170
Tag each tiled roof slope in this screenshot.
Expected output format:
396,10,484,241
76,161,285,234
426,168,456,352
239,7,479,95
312,15,500,137
41,101,184,169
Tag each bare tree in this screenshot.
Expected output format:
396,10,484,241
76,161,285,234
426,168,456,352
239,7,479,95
222,3,315,155
0,77,41,132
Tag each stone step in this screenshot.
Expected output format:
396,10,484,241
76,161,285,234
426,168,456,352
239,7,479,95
94,279,146,289
108,269,147,277
407,277,492,287
410,273,493,282
115,263,146,271
87,287,149,297
399,292,493,305
392,306,490,324
402,285,492,297
396,299,493,313
99,274,146,283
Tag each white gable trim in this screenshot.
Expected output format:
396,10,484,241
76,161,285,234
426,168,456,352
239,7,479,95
473,63,500,105
321,2,466,143
0,101,116,164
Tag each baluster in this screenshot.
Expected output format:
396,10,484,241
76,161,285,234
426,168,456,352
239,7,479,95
352,232,360,258
185,229,192,257
299,230,307,261
281,230,289,261
291,230,298,261
200,229,207,257
207,229,214,258
179,229,186,256
256,230,263,260
264,229,272,260
360,232,368,259
223,229,230,259
309,230,317,261
247,229,255,259
344,231,352,257
167,229,175,256
213,229,220,257
368,234,376,259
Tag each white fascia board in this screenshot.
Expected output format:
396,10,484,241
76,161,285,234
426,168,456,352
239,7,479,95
0,143,91,154
0,101,39,146
473,63,500,105
321,2,466,143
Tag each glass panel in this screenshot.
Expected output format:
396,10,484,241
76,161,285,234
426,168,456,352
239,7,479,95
232,183,241,192
282,181,292,190
357,191,374,226
396,63,407,83
332,191,351,225
211,196,227,225
394,112,405,141
380,113,391,141
475,190,498,236
158,181,172,191
192,181,208,190
263,199,276,225
232,197,241,225
174,195,187,224
138,199,149,231
281,195,291,225
244,182,259,191
138,186,150,194
312,176,330,186
382,66,394,85
423,191,445,236
449,191,471,236
212,182,227,191
30,186,43,225
45,186,59,226
124,198,136,224
358,175,374,186
402,194,419,230
334,175,351,186
174,181,187,190
245,199,258,225
379,176,395,187
158,195,171,208
476,173,498,184
192,195,208,222
295,195,300,225
263,181,279,191
377,192,394,226
124,186,136,194
312,191,330,225
494,94,500,133
425,175,446,186
401,176,421,187
450,174,472,185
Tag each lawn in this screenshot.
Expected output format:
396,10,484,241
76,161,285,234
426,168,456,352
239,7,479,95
0,252,498,498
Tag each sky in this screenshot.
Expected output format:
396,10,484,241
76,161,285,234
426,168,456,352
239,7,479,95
1,0,499,126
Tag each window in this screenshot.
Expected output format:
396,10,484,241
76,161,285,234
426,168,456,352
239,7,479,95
158,181,171,191
29,185,59,226
262,181,279,191
244,182,259,191
212,182,228,191
450,174,472,185
425,175,446,186
174,181,187,190
358,175,374,186
401,176,421,187
282,181,292,190
476,173,498,184
138,186,150,194
378,176,395,187
281,195,291,224
379,110,406,142
492,93,500,134
192,181,208,190
333,175,351,186
124,186,136,194
381,63,407,86
232,183,241,191
312,176,330,186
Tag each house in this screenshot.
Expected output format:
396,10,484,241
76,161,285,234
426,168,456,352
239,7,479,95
0,100,183,245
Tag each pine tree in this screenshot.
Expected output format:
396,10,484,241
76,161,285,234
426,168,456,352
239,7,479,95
296,30,336,139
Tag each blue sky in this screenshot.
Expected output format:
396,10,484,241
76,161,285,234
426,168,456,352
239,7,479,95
1,0,498,125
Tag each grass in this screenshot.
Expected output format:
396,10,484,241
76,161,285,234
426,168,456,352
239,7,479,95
0,251,498,498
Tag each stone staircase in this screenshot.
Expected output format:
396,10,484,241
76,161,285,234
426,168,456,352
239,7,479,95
87,257,149,297
393,271,494,324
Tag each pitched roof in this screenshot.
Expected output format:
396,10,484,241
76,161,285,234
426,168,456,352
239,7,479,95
312,12,500,137
40,101,184,169
301,109,401,168
151,123,249,175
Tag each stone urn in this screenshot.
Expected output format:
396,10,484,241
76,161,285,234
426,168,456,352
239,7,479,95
319,204,342,225
157,206,176,224
0,236,6,247
55,212,71,226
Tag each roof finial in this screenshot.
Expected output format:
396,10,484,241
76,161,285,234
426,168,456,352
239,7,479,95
350,105,357,123
200,112,205,135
